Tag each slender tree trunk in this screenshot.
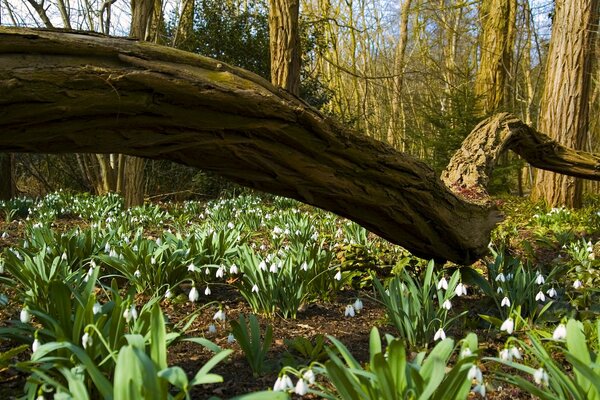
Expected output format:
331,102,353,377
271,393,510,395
269,0,301,95
531,0,598,208
173,0,194,49
0,153,15,200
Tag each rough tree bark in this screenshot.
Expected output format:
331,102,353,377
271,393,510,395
269,0,301,95
1,29,600,264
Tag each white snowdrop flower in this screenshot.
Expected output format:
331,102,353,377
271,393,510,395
187,263,196,272
32,338,41,353
353,298,363,311
93,302,102,314
455,283,467,296
437,277,448,290
227,222,235,229
284,228,290,235
82,332,93,349
311,232,319,241
573,280,583,289
227,333,236,343
442,299,452,310
207,324,217,334
497,286,504,294
189,287,199,303
468,365,483,384
273,226,283,235
281,374,294,390
300,262,309,271
104,243,111,253
434,328,446,341
133,245,139,252
133,270,141,278
303,370,316,385
533,367,549,386
500,318,514,334
151,257,156,264
156,238,162,246
334,270,342,281
501,297,511,307
165,289,173,299
460,348,472,359
259,261,267,271
506,273,514,281
552,324,567,341
269,263,278,273
535,291,545,302
499,348,511,361
251,284,259,293
496,273,506,283
129,305,138,321
216,266,225,278
535,273,545,285
229,264,239,274
547,287,557,298
109,249,118,258
259,244,266,251
204,286,211,296
294,378,309,396
123,307,132,322
273,377,284,392
472,383,486,398
20,308,31,324
204,267,210,275
344,305,355,317
509,346,522,360
1,232,7,239
213,309,226,322
61,252,68,261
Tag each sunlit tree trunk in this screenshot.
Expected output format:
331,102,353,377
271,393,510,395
531,0,598,208
173,0,194,49
269,0,301,95
474,0,517,116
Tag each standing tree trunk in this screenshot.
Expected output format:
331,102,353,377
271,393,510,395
269,0,301,95
474,0,517,116
0,153,15,200
173,0,195,49
531,0,599,208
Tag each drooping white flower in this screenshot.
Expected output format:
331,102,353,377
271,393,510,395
227,222,235,229
547,287,557,298
300,262,309,271
32,338,41,353
187,263,196,272
552,324,567,341
535,273,545,285
216,266,225,278
509,346,522,360
535,291,546,302
61,252,68,261
468,365,483,384
229,264,239,274
133,269,141,278
573,280,583,289
500,318,514,334
204,286,211,296
20,308,31,324
82,332,93,349
495,273,506,283
434,328,446,341
204,267,210,275
437,277,448,290
207,324,217,334
251,284,259,293
501,297,511,307
442,299,452,310
93,302,102,314
455,283,467,296
499,348,511,361
353,298,363,312
303,370,316,385
294,378,309,396
258,261,267,271
533,367,549,386
472,383,486,398
273,377,284,392
213,309,226,322
269,263,278,273
344,305,355,317
227,333,236,343
189,286,199,303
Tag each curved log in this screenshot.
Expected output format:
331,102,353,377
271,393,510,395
0,28,599,265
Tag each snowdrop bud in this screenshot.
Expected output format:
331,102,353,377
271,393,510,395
204,286,211,296
500,318,514,334
353,298,363,311
32,338,41,353
189,287,199,303
535,291,545,302
442,299,452,310
294,379,309,396
501,297,511,307
344,305,355,317
82,332,93,349
552,324,567,341
533,367,549,386
437,277,448,290
434,328,446,341
20,308,31,324
205,267,210,275
334,271,342,281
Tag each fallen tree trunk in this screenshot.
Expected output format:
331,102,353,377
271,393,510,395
1,28,599,265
